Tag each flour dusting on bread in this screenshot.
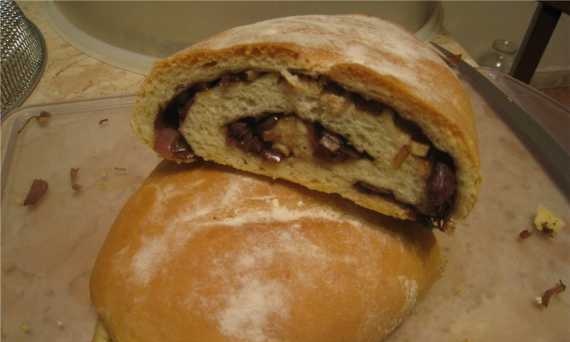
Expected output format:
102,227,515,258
202,203,363,228
91,164,441,342
130,172,364,286
218,278,289,342
190,225,332,341
398,276,419,310
192,15,446,98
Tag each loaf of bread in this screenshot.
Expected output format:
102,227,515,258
132,14,480,226
90,161,441,342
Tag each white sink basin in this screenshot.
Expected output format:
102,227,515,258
46,1,440,75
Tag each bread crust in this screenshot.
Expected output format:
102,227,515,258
90,161,441,342
132,15,480,221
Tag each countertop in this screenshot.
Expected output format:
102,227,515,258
18,2,144,107
17,2,474,109
2,69,568,342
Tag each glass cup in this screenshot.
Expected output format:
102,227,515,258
479,39,518,74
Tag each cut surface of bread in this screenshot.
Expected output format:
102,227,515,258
132,14,481,225
90,162,441,342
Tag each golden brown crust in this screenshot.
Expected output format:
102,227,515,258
90,161,441,342
132,15,480,221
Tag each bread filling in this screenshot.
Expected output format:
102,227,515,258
153,70,456,224
226,113,373,164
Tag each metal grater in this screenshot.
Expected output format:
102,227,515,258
1,0,46,117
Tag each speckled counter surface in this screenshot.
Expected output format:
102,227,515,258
17,2,144,107
2,76,568,342
16,2,473,109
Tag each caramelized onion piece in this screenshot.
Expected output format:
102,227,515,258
227,115,291,163
227,120,264,154
427,161,456,216
537,280,566,308
313,124,368,162
518,229,531,240
17,111,51,134
70,168,82,191
154,127,194,161
392,145,411,169
23,179,48,206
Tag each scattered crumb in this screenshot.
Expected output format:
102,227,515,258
98,118,109,125
56,320,64,330
17,111,51,134
518,229,531,240
534,206,565,236
114,167,128,175
23,179,48,206
95,176,109,190
20,323,31,334
36,111,51,125
453,286,463,296
70,168,82,192
95,167,128,189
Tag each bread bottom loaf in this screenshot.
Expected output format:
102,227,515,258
90,162,441,342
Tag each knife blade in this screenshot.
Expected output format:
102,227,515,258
431,42,570,195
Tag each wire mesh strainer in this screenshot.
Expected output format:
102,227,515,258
1,0,46,116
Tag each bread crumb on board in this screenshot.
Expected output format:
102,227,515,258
518,229,532,240
20,323,31,334
534,206,565,235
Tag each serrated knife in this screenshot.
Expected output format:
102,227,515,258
431,42,570,196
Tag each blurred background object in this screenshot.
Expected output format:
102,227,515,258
479,39,519,73
8,1,568,112
511,2,569,84
1,0,46,116
44,1,442,74
442,1,569,90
